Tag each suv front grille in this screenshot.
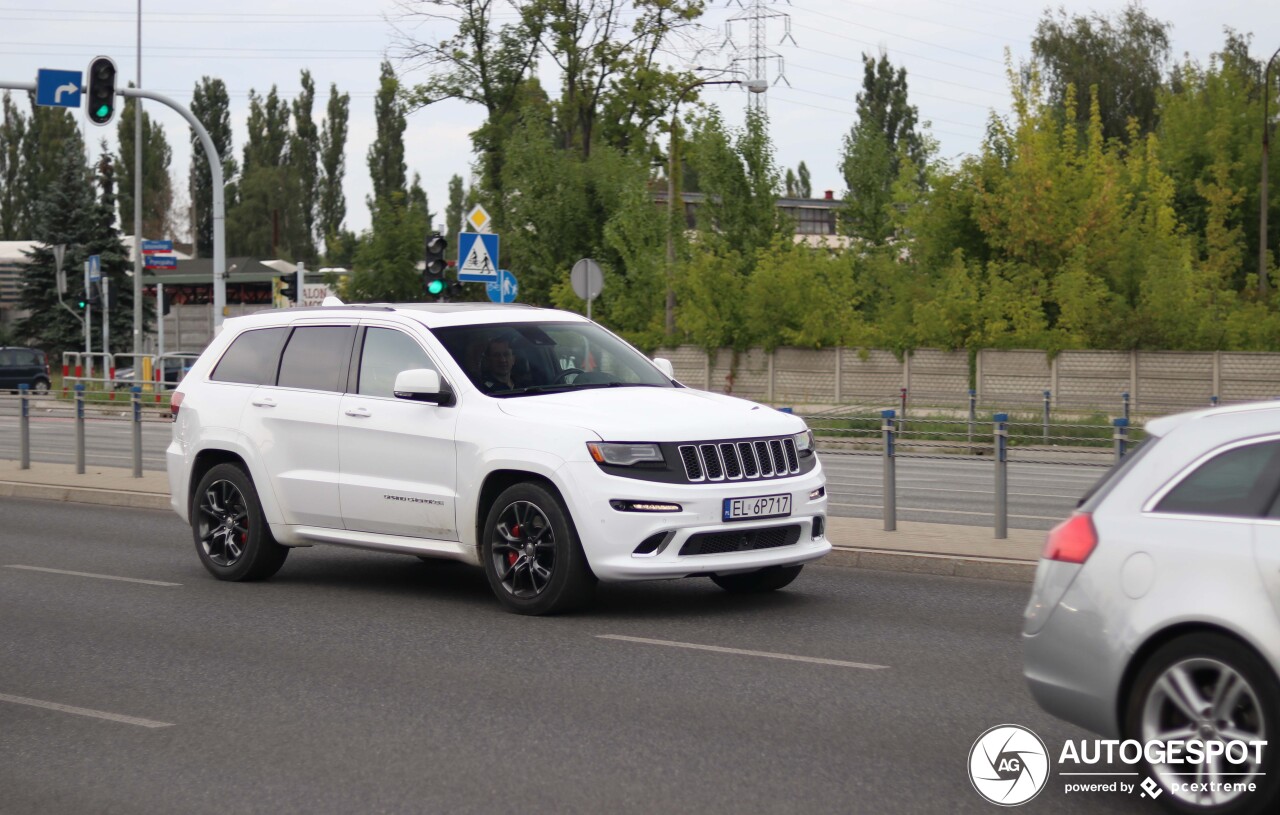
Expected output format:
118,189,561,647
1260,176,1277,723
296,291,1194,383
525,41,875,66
679,524,801,556
678,436,799,483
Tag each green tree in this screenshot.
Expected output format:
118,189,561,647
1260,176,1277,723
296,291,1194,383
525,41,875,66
1030,2,1171,142
189,77,238,259
17,138,142,353
117,93,175,238
444,173,465,243
318,82,350,256
0,92,27,239
18,103,82,239
290,70,320,262
840,52,925,243
229,86,308,258
368,61,407,208
345,192,432,302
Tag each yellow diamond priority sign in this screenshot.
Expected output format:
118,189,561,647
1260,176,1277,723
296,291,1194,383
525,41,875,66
465,204,492,234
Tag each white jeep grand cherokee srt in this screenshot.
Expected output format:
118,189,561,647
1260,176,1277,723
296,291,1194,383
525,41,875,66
166,302,830,614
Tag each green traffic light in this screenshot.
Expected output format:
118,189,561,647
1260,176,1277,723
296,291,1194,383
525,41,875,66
96,104,111,118
427,279,446,295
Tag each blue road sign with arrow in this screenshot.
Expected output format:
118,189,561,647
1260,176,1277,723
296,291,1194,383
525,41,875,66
36,69,82,109
457,233,500,283
486,270,519,304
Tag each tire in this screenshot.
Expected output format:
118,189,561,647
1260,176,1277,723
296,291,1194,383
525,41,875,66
1123,633,1279,815
710,564,804,594
191,463,288,582
481,482,595,615
32,378,50,395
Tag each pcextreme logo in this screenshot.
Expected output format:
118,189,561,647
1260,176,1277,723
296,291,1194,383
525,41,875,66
968,724,1051,806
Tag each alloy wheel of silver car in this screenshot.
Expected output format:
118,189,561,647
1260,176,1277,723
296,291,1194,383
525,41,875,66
196,479,251,568
490,500,557,598
1139,656,1266,808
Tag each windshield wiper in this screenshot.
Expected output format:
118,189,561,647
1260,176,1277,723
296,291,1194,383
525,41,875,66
511,381,665,395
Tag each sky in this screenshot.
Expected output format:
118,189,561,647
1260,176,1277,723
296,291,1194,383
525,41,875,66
1,0,1277,243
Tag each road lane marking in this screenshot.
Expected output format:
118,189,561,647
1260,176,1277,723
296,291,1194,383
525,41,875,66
0,692,174,728
4,565,180,586
596,635,888,670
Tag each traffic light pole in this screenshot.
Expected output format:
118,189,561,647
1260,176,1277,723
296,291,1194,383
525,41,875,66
83,260,93,378
119,87,226,334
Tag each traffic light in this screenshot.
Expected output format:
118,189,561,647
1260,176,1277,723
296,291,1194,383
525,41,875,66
160,289,171,316
278,272,298,302
424,232,448,298
79,281,101,310
86,56,118,127
106,280,118,311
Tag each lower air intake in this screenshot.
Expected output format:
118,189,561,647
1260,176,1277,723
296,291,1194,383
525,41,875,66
678,524,802,556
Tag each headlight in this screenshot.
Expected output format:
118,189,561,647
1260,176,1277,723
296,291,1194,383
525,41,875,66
793,429,815,455
587,442,665,466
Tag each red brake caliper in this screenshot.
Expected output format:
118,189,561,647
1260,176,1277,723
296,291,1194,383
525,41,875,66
507,524,521,565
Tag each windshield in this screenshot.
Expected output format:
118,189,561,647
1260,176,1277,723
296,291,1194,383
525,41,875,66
433,321,676,397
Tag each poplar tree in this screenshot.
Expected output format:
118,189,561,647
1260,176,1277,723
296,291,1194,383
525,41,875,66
189,76,238,258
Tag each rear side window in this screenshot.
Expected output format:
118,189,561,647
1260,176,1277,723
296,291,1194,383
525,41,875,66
1154,440,1280,518
211,328,287,385
14,350,38,365
277,326,355,392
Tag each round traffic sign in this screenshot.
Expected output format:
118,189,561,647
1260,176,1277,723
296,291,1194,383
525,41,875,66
486,269,518,304
570,258,603,301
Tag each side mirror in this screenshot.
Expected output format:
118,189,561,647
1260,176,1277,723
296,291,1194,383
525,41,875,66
393,368,454,406
652,357,675,379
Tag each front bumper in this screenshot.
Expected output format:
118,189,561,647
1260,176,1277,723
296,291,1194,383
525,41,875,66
556,459,831,582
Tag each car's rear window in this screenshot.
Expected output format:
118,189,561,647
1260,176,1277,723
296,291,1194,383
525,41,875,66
211,328,288,385
277,326,355,392
1154,439,1280,518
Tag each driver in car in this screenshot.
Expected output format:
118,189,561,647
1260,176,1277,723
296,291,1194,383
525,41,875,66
479,337,523,392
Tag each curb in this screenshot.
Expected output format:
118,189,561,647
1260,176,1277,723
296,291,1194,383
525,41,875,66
824,546,1036,583
0,481,171,512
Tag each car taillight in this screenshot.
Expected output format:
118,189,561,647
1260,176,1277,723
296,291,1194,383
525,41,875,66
170,391,184,418
1042,513,1097,564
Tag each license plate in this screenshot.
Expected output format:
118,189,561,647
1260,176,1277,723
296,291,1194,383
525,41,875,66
723,493,791,522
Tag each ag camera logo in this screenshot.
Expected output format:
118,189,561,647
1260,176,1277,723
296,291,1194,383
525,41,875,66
969,724,1051,806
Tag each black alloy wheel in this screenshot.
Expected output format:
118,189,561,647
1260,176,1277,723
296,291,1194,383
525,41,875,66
191,462,288,581
481,482,595,615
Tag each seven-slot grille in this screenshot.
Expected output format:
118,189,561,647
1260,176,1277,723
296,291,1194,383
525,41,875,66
678,436,800,483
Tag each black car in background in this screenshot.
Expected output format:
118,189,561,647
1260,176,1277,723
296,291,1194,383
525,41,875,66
0,347,51,393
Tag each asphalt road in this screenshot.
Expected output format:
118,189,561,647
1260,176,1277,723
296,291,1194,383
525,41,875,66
1,496,1146,814
0,410,1102,531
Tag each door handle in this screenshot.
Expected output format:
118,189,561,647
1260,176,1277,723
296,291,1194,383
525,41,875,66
344,407,371,418
251,397,277,408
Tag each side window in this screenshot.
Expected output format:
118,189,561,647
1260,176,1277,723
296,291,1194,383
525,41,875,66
277,326,355,392
211,327,287,385
15,350,38,366
1155,440,1280,518
0,350,14,366
358,327,436,398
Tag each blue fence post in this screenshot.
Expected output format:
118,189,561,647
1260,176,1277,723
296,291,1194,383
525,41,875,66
1122,391,1130,423
74,383,85,475
968,389,976,447
994,412,1008,540
882,409,896,532
18,383,30,469
131,386,143,478
1210,395,1219,408
1043,390,1051,443
1114,417,1129,464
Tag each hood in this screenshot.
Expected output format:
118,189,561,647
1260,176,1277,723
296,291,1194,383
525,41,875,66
496,386,805,441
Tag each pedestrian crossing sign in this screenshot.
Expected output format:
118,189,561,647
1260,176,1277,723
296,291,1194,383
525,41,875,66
457,233,500,282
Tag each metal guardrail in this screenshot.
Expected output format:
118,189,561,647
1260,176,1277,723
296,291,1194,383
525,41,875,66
2,386,170,478
806,407,1136,539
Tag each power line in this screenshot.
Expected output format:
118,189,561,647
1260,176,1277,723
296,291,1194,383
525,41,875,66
766,95,979,142
794,11,1006,66
806,0,1019,43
